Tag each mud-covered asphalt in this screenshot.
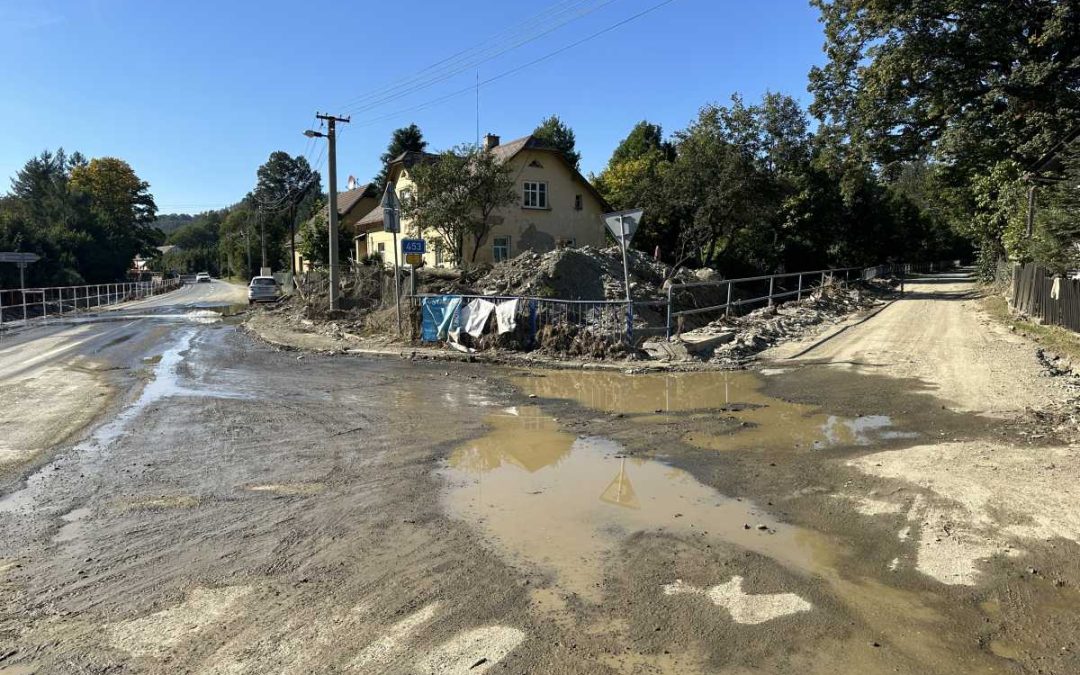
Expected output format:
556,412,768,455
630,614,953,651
1,279,1077,674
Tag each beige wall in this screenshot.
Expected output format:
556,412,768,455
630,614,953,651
366,149,608,268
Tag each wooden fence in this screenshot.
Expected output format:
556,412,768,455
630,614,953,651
1011,263,1080,332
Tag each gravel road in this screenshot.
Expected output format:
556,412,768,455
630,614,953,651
0,272,1076,674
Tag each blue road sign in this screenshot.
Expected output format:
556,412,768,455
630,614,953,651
401,238,426,254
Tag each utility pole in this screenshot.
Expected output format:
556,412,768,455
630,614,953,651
308,113,351,310
258,207,267,272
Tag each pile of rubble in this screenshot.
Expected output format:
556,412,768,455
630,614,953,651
646,280,893,365
472,245,698,300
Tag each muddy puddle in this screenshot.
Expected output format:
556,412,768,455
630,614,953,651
516,370,915,453
442,407,835,601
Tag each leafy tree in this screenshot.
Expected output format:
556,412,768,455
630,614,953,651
808,0,1080,263
297,196,350,266
218,207,256,279
374,124,427,189
403,145,516,265
533,114,581,170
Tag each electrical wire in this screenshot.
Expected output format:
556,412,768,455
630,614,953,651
353,0,678,128
338,0,619,116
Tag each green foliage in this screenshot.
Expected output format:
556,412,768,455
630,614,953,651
249,151,322,271
595,92,968,277
297,196,350,267
0,149,161,286
808,0,1080,262
374,124,427,189
403,145,516,265
533,115,581,170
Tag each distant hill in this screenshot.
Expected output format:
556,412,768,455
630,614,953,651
154,213,196,235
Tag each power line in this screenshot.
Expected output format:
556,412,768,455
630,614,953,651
339,0,620,117
353,0,678,128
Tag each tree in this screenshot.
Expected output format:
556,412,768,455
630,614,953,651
374,124,427,189
660,106,772,271
403,145,516,265
808,0,1080,264
249,151,321,271
533,115,581,170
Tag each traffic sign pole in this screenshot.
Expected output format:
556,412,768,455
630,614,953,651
18,262,26,325
619,215,633,346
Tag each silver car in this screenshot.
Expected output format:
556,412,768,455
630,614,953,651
248,276,280,304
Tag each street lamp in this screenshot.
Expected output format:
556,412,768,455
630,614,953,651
303,113,349,309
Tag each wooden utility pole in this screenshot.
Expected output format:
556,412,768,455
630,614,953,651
314,113,350,310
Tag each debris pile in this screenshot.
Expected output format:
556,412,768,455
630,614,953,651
534,323,632,360
655,280,892,365
472,246,697,300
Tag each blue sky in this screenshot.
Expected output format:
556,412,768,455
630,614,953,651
0,0,827,214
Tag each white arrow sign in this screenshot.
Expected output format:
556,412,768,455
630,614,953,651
602,209,643,247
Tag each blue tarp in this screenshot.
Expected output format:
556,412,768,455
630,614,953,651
420,296,461,342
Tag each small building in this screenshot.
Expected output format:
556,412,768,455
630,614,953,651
357,134,610,267
294,179,380,272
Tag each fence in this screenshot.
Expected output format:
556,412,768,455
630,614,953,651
1010,262,1080,332
412,261,956,347
0,277,183,332
411,293,669,346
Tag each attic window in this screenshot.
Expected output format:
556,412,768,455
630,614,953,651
574,194,583,210
529,160,544,168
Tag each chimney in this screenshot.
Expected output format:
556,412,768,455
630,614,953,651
483,133,500,151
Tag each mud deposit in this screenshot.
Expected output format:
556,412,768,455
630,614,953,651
2,310,1078,673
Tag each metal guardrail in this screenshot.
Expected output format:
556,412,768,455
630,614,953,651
0,277,183,332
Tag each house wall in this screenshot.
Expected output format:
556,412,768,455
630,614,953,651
365,150,608,268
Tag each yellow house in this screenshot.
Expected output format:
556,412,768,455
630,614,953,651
294,180,380,272
357,134,610,267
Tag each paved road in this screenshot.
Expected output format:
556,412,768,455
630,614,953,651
0,274,1075,674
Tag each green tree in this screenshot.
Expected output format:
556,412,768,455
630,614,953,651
403,145,516,265
808,0,1080,262
533,114,581,170
374,124,427,189
249,151,321,271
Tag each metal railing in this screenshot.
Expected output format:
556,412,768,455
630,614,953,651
0,277,183,332
665,260,958,338
411,292,668,346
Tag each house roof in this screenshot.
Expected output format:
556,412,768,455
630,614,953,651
337,183,378,217
356,134,610,229
489,134,611,211
357,205,387,228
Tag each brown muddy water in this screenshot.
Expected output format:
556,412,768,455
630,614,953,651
439,367,1059,673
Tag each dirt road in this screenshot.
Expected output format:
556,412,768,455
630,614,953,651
1,272,1077,673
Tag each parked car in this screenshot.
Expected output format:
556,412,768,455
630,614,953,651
195,272,211,283
248,276,280,304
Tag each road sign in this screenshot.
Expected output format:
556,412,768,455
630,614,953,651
0,252,40,264
382,182,400,234
602,209,643,247
405,253,423,266
401,238,426,255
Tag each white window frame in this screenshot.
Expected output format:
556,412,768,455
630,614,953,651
522,181,548,209
493,235,511,262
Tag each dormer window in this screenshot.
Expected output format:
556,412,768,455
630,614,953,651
523,181,548,209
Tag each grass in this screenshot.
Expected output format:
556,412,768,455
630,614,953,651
981,293,1080,362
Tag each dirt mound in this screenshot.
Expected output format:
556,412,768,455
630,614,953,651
473,246,697,300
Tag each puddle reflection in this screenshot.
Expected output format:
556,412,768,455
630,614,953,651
515,370,912,452
444,431,832,600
